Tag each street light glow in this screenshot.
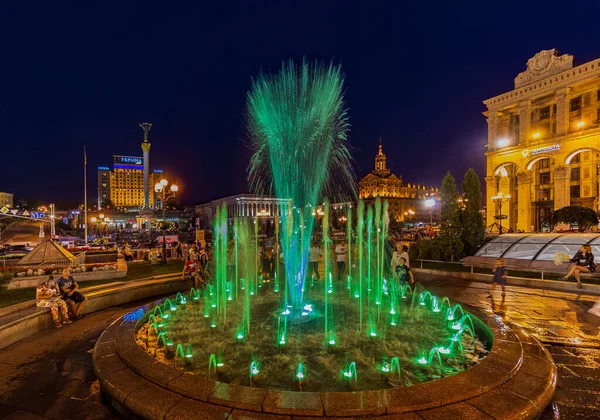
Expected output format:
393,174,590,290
533,132,540,139
496,138,509,148
160,179,168,186
425,199,435,208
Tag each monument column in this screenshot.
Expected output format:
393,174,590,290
140,122,152,209
517,171,533,232
554,165,571,210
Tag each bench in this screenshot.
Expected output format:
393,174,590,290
0,274,191,351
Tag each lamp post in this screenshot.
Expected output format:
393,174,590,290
491,192,510,235
155,179,179,264
424,199,435,225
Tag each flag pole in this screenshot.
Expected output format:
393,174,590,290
84,146,88,244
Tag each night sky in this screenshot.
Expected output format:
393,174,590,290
3,1,600,206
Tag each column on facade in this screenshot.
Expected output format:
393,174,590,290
516,171,533,232
484,176,497,228
555,88,570,136
553,165,571,210
518,100,531,145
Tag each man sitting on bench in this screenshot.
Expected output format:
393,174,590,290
57,268,88,319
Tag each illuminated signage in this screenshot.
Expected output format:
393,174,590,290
98,166,110,171
114,156,143,165
529,144,560,156
153,169,163,173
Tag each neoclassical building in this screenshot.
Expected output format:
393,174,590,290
359,143,439,222
485,49,600,232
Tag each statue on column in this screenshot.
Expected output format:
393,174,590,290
140,122,152,142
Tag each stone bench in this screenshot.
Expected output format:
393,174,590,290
0,274,191,351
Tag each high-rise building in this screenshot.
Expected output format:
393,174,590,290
0,192,14,209
97,156,161,209
359,142,439,222
484,49,600,232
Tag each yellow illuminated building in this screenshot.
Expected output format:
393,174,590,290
98,156,159,209
484,49,600,232
359,142,439,222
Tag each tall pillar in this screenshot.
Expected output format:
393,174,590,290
555,88,570,136
517,171,533,232
554,165,571,210
484,176,497,228
518,100,531,145
486,111,498,147
139,122,152,209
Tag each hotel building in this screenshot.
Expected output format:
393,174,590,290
484,49,600,232
97,155,162,209
359,142,439,222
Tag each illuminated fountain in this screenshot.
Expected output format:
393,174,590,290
135,60,490,392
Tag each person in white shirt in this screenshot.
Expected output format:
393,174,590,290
399,244,410,267
335,242,347,282
308,243,321,280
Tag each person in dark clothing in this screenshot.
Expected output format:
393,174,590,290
488,258,507,299
563,245,596,289
57,268,88,319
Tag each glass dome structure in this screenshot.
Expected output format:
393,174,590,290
475,233,600,262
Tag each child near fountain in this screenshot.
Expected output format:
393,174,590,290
488,258,507,298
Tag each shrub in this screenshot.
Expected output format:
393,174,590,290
0,271,13,289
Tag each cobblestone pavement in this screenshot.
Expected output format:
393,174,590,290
420,274,600,419
2,278,600,419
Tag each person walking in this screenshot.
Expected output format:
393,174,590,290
36,275,71,328
176,242,183,259
488,258,508,299
122,242,133,261
563,245,596,289
334,242,347,282
308,242,321,281
399,244,410,267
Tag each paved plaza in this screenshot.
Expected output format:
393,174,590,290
1,276,600,419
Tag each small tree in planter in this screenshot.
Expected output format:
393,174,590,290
551,206,599,232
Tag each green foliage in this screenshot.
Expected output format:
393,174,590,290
460,168,485,255
551,206,599,231
158,220,176,231
409,235,464,262
0,271,13,290
440,172,459,230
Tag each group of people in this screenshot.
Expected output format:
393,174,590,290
489,244,596,300
182,243,210,289
35,268,88,328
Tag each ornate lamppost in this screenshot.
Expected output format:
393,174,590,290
491,192,510,235
154,179,179,264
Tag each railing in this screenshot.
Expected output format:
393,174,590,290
412,258,580,282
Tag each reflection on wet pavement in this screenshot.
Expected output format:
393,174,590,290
420,274,600,418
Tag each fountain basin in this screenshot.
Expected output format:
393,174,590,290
93,295,556,419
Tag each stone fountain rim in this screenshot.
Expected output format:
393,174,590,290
93,294,557,418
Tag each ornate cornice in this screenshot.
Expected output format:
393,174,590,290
515,49,573,89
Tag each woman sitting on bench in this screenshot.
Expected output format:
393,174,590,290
564,245,596,289
36,275,71,328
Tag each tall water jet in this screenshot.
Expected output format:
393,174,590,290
246,59,355,307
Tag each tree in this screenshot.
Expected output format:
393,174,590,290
440,172,459,230
460,168,485,255
551,206,599,232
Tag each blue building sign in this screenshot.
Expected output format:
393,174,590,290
98,166,110,171
153,169,163,173
114,155,143,165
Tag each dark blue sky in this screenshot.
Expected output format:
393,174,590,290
2,1,600,205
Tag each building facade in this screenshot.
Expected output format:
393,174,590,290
0,192,14,209
195,194,292,229
359,143,439,222
97,156,161,209
484,49,600,232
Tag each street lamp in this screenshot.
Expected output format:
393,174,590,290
491,192,511,235
424,199,435,225
155,179,179,264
